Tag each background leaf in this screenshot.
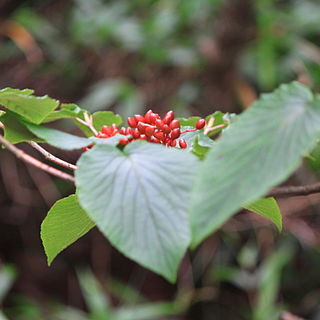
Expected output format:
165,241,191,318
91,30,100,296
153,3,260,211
92,111,122,131
42,103,83,123
0,112,44,144
244,198,282,231
75,141,199,282
0,88,59,124
41,194,95,265
189,82,320,247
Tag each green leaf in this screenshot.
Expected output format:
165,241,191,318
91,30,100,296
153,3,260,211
23,121,92,150
23,121,125,150
0,88,59,124
205,111,234,137
0,88,34,95
253,247,293,320
0,112,44,144
177,116,200,127
244,198,282,231
189,82,320,247
41,195,95,265
42,103,83,123
92,111,122,131
73,111,123,137
75,141,199,282
180,126,214,152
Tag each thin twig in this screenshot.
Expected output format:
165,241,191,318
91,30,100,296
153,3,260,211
27,141,77,170
0,134,75,183
269,182,320,198
76,112,98,136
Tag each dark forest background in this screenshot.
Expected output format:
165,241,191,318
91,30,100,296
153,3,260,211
1,0,320,319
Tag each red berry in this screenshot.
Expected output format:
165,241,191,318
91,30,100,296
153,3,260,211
170,139,177,147
149,113,158,124
169,119,180,130
140,135,147,140
163,111,175,124
132,129,140,139
126,127,133,135
145,126,155,137
154,130,165,141
170,128,181,139
119,137,129,145
119,127,127,135
137,122,146,133
179,139,187,149
144,110,153,123
135,114,145,122
96,132,108,138
155,119,164,129
196,119,206,130
101,125,112,135
162,124,171,134
127,117,137,128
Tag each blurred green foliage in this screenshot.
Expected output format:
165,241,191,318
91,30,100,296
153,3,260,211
1,0,320,319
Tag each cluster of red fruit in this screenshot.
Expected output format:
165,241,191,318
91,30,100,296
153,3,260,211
94,110,206,149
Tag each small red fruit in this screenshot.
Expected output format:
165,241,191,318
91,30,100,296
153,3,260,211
101,125,113,135
137,122,146,133
170,139,177,147
127,117,137,128
145,126,155,137
154,130,165,141
126,127,133,135
132,129,140,139
163,111,175,124
169,119,180,130
144,110,153,123
162,124,171,134
96,132,108,138
170,128,181,139
155,119,164,129
179,139,187,149
119,137,129,145
135,114,145,122
196,119,206,130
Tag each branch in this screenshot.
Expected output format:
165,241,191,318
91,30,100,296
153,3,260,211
27,141,77,171
0,134,75,183
269,182,320,198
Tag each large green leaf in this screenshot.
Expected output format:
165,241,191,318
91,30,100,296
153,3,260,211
189,82,320,247
75,141,199,282
0,88,59,124
244,198,282,231
41,195,95,265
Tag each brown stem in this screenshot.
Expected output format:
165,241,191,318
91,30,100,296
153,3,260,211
269,182,320,198
0,134,75,183
27,141,77,171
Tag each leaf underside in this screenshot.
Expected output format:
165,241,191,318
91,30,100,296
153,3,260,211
75,141,199,282
189,82,320,247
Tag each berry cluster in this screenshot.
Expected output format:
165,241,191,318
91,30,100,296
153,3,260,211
91,110,206,149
